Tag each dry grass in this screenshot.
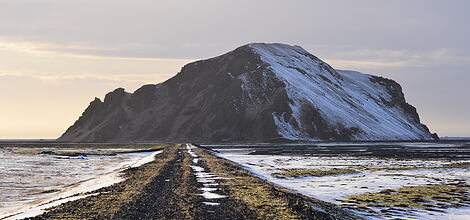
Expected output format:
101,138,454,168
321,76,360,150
441,162,470,169
363,162,470,172
195,148,300,220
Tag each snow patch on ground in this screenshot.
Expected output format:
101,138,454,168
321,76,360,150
414,206,470,220
129,150,162,168
0,149,161,220
217,149,470,219
203,202,221,206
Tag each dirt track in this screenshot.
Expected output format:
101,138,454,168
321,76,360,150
28,144,357,220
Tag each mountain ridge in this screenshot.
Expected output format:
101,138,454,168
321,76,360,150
59,43,437,142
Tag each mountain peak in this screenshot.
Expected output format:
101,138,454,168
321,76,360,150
247,42,308,54
59,43,436,142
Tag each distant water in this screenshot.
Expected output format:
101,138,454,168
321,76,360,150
0,139,56,142
0,147,151,217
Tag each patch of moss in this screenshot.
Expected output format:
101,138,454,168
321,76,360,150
272,168,358,178
441,162,470,169
346,184,470,210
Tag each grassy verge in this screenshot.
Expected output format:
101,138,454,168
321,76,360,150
195,148,298,219
195,147,359,220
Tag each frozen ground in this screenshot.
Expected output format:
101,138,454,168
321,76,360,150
214,142,470,219
0,147,160,219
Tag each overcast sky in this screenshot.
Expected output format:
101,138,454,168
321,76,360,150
0,0,469,138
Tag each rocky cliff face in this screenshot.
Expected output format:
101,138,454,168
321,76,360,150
59,43,437,142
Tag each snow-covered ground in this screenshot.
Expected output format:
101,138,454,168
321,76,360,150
0,147,160,219
216,147,470,219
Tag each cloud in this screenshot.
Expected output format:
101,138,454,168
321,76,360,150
0,37,195,62
0,37,192,89
323,49,470,70
0,72,175,86
326,59,408,69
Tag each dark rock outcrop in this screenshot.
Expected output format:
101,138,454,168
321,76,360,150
59,43,437,142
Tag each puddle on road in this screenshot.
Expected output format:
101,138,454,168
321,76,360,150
203,202,221,206
186,144,226,206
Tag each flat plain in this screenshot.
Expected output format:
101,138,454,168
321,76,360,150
1,141,469,219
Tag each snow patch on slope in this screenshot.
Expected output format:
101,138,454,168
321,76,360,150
249,43,432,140
272,112,303,140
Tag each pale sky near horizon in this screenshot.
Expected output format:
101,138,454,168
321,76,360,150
0,0,469,139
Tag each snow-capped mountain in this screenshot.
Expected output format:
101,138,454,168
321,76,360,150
59,43,437,142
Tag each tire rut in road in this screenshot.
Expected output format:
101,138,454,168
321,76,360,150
113,146,188,219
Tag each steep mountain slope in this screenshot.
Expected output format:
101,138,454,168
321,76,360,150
59,43,437,142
